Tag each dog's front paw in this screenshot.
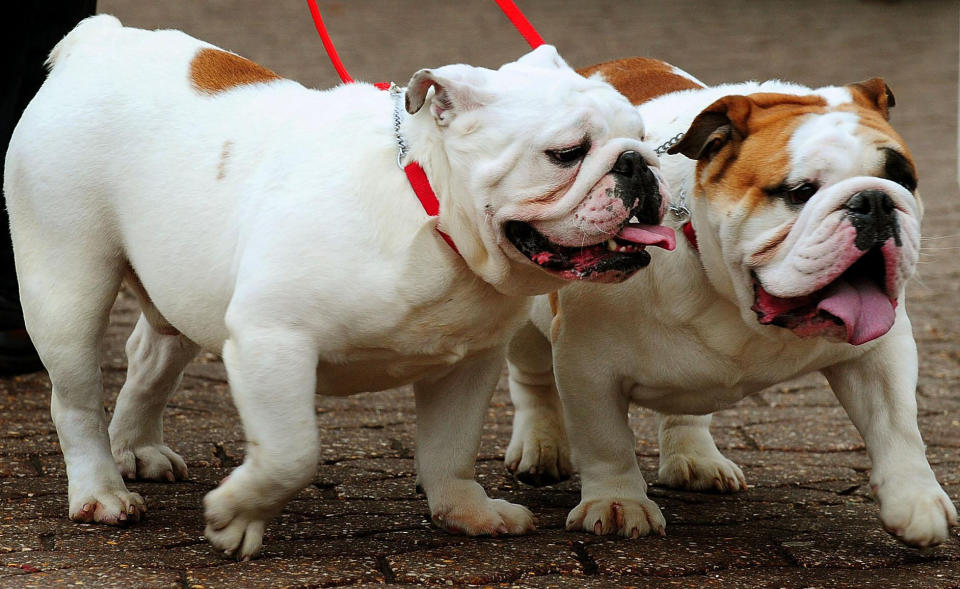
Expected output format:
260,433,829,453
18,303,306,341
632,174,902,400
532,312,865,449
875,480,958,548
203,477,273,560
566,496,666,538
428,481,535,536
114,443,188,482
432,498,535,536
505,414,572,487
658,450,746,493
69,487,146,525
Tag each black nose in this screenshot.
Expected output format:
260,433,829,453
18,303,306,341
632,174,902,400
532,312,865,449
844,189,901,250
612,150,644,177
611,151,661,224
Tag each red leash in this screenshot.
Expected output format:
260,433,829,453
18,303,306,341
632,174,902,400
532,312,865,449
304,0,545,257
304,0,353,83
494,0,545,48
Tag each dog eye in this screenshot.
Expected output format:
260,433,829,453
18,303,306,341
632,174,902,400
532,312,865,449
546,142,590,166
782,182,819,205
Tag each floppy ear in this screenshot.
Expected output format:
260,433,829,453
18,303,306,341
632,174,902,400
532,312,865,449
405,65,490,126
847,77,895,120
668,94,753,160
509,44,572,72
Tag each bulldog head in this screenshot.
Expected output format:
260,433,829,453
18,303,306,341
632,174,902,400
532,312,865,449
669,79,921,345
403,45,675,295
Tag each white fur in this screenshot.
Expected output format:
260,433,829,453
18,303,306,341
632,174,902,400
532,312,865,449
4,15,654,559
507,72,957,547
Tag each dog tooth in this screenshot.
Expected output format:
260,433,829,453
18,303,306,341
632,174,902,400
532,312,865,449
607,239,618,251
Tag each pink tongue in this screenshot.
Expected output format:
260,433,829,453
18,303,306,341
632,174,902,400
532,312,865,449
616,225,676,251
816,277,895,345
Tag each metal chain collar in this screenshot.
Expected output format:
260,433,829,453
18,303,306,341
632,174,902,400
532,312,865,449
653,131,690,220
389,83,408,169
654,131,685,156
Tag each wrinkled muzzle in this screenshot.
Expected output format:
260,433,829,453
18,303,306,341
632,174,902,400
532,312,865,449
505,149,676,282
749,178,920,345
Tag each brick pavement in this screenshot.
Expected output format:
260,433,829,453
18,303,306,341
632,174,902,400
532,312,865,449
2,1,959,587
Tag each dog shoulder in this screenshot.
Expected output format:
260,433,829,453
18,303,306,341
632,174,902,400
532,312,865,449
578,57,706,106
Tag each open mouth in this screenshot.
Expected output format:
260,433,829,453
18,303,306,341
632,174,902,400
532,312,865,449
751,246,897,345
505,220,676,282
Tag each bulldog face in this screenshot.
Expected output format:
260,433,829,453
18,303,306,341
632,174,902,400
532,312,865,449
670,79,921,345
404,46,675,294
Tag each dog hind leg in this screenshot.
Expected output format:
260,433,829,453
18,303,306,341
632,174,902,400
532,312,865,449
16,245,145,524
656,413,746,493
109,308,199,482
505,320,572,486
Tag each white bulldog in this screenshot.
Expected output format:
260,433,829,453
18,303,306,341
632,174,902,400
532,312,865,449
4,17,676,559
506,57,958,547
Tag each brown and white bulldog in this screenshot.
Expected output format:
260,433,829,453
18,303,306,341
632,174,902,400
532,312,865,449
504,57,957,547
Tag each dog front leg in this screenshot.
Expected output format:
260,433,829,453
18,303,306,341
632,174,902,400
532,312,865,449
556,358,665,538
657,413,746,493
203,327,319,560
414,346,535,536
822,329,957,547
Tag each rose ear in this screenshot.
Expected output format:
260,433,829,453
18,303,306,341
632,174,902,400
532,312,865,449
508,44,572,72
668,95,753,160
848,77,895,119
405,65,490,126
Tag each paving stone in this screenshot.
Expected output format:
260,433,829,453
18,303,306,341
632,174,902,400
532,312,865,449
777,524,960,570
585,526,791,578
186,556,383,588
1,566,181,588
513,563,960,589
386,533,582,584
741,421,865,452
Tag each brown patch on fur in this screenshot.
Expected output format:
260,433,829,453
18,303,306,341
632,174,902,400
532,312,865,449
577,57,704,106
685,89,917,219
548,291,559,316
123,265,180,336
688,94,833,212
748,222,795,266
847,78,895,119
217,140,233,180
190,48,281,95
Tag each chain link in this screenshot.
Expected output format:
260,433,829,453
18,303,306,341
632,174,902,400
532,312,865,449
389,83,408,169
653,131,690,219
654,131,685,156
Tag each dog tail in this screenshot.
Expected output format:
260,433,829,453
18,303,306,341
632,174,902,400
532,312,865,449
46,14,123,71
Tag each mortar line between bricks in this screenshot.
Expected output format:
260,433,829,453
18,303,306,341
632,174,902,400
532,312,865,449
571,541,598,575
376,555,397,583
738,425,762,450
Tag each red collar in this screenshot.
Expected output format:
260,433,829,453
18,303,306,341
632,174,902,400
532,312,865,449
681,221,698,252
372,83,460,256
400,159,460,255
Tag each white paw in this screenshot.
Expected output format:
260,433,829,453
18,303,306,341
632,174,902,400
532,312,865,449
428,481,536,536
203,481,271,560
505,412,572,487
69,486,146,525
566,495,666,538
114,443,188,482
658,450,746,493
432,498,535,536
875,480,958,548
